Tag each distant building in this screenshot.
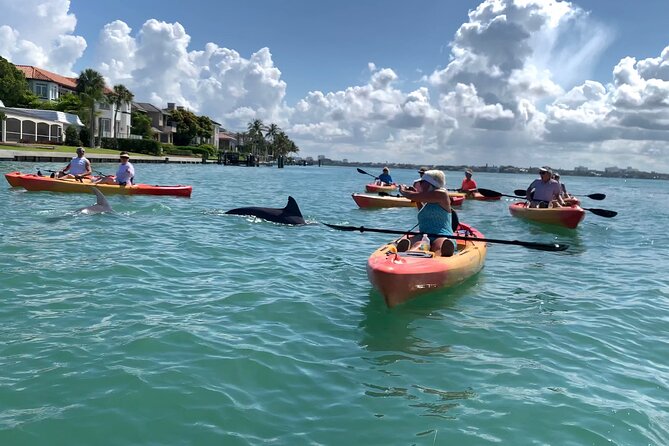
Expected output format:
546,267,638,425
605,166,621,174
574,166,589,173
317,155,326,161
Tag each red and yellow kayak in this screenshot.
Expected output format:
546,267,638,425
366,223,487,307
509,202,585,229
352,193,464,208
5,171,192,197
365,183,397,193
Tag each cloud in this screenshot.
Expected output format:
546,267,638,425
0,0,86,74
3,0,669,170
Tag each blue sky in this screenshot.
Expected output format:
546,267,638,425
3,0,669,171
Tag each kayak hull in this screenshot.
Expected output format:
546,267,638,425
5,171,192,197
352,193,464,208
365,183,397,193
468,191,500,201
366,224,487,307
509,202,585,229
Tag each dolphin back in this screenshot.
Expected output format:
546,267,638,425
225,196,305,225
92,187,111,210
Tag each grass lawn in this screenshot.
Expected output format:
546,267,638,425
0,143,166,158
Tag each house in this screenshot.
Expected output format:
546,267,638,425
16,65,132,140
132,102,177,144
218,132,238,151
163,103,220,146
0,100,83,143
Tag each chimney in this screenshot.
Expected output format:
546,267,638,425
167,102,175,110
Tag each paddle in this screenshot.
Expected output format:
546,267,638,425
478,188,524,199
378,191,403,198
323,223,569,252
356,168,379,180
513,189,606,200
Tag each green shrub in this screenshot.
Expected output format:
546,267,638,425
101,138,162,156
64,126,80,146
79,127,91,147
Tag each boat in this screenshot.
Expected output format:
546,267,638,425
563,196,581,206
509,202,585,229
366,223,487,307
466,191,500,201
352,193,465,209
365,183,397,193
5,171,192,197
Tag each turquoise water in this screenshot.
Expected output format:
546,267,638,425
1,163,668,445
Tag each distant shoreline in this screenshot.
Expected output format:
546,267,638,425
319,161,669,181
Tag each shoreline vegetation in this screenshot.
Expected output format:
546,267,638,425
2,143,666,180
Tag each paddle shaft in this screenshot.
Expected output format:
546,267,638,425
324,224,568,251
513,189,605,200
356,168,379,180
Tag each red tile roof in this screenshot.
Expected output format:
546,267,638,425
16,65,113,94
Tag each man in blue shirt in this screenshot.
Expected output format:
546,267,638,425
526,167,564,208
377,167,393,185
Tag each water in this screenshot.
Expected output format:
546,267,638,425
1,163,668,445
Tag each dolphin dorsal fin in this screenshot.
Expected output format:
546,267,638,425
92,187,111,209
284,196,303,218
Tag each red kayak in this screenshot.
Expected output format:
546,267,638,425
469,191,500,201
5,171,192,197
509,202,585,229
367,223,487,307
365,183,397,193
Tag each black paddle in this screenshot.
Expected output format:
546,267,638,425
356,168,379,180
478,188,523,199
513,189,605,200
323,223,569,252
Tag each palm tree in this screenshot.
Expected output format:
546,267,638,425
265,123,280,159
108,84,134,138
76,68,106,147
247,119,266,158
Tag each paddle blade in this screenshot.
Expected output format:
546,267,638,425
514,189,527,196
477,188,503,198
516,241,569,252
587,193,606,200
584,208,617,218
356,168,367,174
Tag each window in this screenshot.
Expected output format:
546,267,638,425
98,102,111,110
99,118,112,137
35,83,48,99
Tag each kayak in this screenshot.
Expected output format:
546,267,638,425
365,183,397,193
366,223,487,307
352,193,465,209
563,197,581,206
5,171,192,197
467,191,500,201
509,202,585,229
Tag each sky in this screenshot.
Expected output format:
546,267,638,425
2,0,669,172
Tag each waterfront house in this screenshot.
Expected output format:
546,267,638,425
0,99,83,144
16,65,132,139
132,102,177,144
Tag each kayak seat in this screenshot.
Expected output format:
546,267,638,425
398,251,433,258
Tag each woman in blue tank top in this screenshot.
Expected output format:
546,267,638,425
397,169,457,257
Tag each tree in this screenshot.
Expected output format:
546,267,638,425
196,115,213,141
171,109,199,146
265,123,280,158
247,119,266,157
0,56,38,107
76,68,106,147
131,111,153,139
107,84,134,138
64,125,80,146
54,93,83,114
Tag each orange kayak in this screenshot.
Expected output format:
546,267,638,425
366,223,487,307
509,202,585,229
352,193,464,208
365,183,397,193
5,171,192,197
467,191,500,201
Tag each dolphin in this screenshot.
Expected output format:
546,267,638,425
78,187,113,214
225,196,306,225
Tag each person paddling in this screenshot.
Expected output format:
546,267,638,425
526,167,564,208
459,169,478,195
96,152,135,186
397,170,456,257
57,147,92,180
376,167,394,186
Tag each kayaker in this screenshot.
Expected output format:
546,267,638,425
58,147,92,180
376,167,394,185
553,172,569,198
397,169,456,257
95,152,135,186
526,167,565,208
459,169,478,193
